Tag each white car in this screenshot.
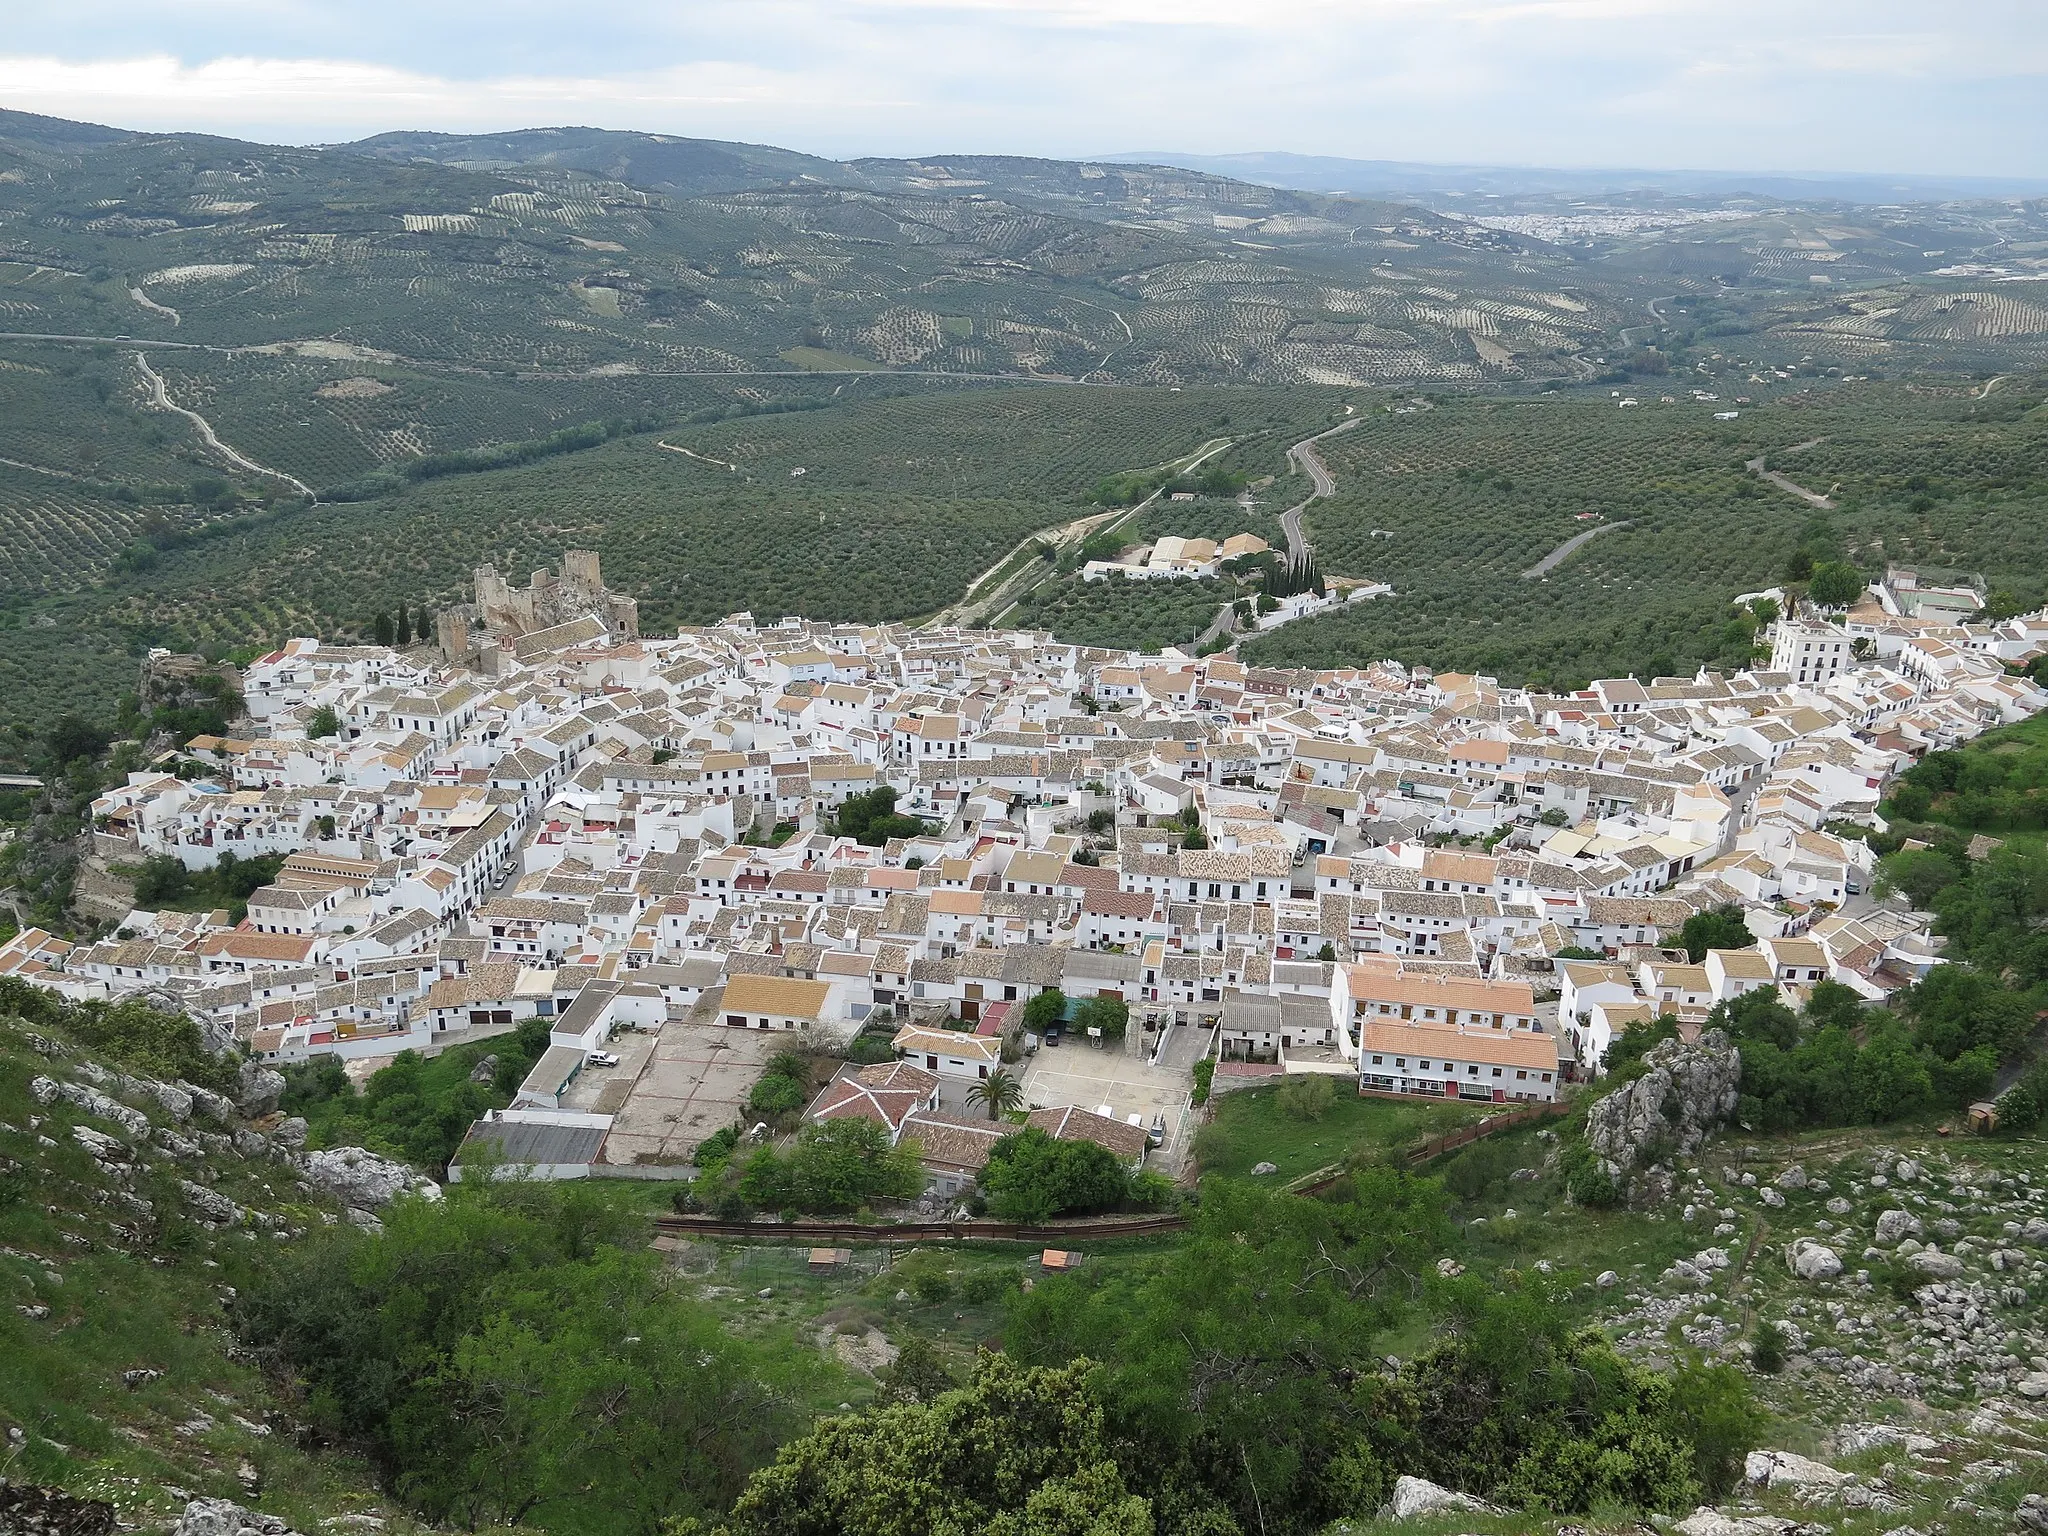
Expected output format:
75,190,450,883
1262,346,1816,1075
588,1051,620,1068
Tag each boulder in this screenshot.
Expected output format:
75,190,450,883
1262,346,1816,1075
2017,1494,2048,1534
469,1054,499,1086
1831,1424,1939,1456
298,1147,440,1212
179,1179,244,1225
1582,1030,1740,1205
236,1062,286,1119
271,1117,309,1151
1905,1249,1964,1280
2022,1217,2048,1245
71,1125,129,1162
179,1081,239,1123
1596,1270,1620,1289
131,1078,194,1121
1382,1476,1502,1520
1250,1161,1278,1176
1674,1511,1796,1536
1786,1238,1843,1282
1746,1450,1849,1490
173,1499,298,1536
1777,1165,1809,1190
1874,1209,1922,1247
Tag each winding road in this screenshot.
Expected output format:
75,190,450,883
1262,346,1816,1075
134,352,317,498
1280,415,1360,563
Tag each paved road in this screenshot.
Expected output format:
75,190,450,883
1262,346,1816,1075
0,330,226,352
925,436,1235,631
1280,415,1360,563
1521,519,1631,579
135,353,317,498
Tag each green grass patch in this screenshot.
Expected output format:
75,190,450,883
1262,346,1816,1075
1195,1082,1494,1182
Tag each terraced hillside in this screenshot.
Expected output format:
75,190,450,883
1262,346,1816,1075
0,109,1631,389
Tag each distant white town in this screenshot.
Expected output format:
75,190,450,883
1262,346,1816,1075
5,551,2044,1188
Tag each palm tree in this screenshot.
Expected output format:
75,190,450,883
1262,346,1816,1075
966,1067,1024,1123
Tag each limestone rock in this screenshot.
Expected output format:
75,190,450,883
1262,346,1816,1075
1875,1209,1923,1247
1905,1249,1964,1280
271,1117,309,1151
236,1062,287,1119
173,1499,298,1536
1674,1510,1796,1536
1382,1476,1502,1519
51,1081,151,1140
298,1147,440,1212
1746,1450,1849,1489
1582,1030,1740,1205
469,1054,499,1086
2016,1494,2048,1533
1596,1270,1620,1288
1777,1165,1808,1190
180,1082,238,1122
179,1179,244,1225
1786,1238,1843,1282
1250,1161,1278,1175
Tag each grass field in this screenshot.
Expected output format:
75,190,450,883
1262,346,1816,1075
1194,1082,1496,1183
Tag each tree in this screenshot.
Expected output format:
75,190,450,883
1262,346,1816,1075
1876,846,1961,907
236,1183,795,1535
1315,941,1338,961
1277,1073,1336,1121
1678,904,1752,962
1073,994,1128,1043
966,1066,1025,1122
306,704,341,739
979,1127,1132,1223
739,1118,924,1214
1022,989,1067,1036
832,785,929,846
1807,562,1864,609
132,852,192,906
373,611,395,646
721,1356,1149,1536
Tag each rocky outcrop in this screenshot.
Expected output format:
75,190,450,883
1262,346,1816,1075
297,1147,440,1215
1381,1476,1502,1519
173,1499,302,1536
0,1484,117,1536
1582,1030,1741,1204
236,1061,286,1119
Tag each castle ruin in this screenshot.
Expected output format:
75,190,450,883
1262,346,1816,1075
437,550,638,671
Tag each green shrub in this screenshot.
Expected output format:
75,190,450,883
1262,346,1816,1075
1277,1073,1336,1121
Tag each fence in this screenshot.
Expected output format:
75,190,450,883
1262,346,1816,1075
1404,1101,1571,1165
654,1211,1189,1244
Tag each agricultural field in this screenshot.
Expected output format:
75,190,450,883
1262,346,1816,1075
1016,573,1243,653
1243,376,2048,687
0,386,1345,731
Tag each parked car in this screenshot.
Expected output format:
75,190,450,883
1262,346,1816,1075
1147,1114,1166,1147
1043,1024,1063,1047
588,1050,620,1068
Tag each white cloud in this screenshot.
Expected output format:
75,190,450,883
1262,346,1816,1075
0,0,2042,172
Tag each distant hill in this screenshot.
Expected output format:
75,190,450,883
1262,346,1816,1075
1100,149,2048,205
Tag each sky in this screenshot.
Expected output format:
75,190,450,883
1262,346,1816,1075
3,0,2045,177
